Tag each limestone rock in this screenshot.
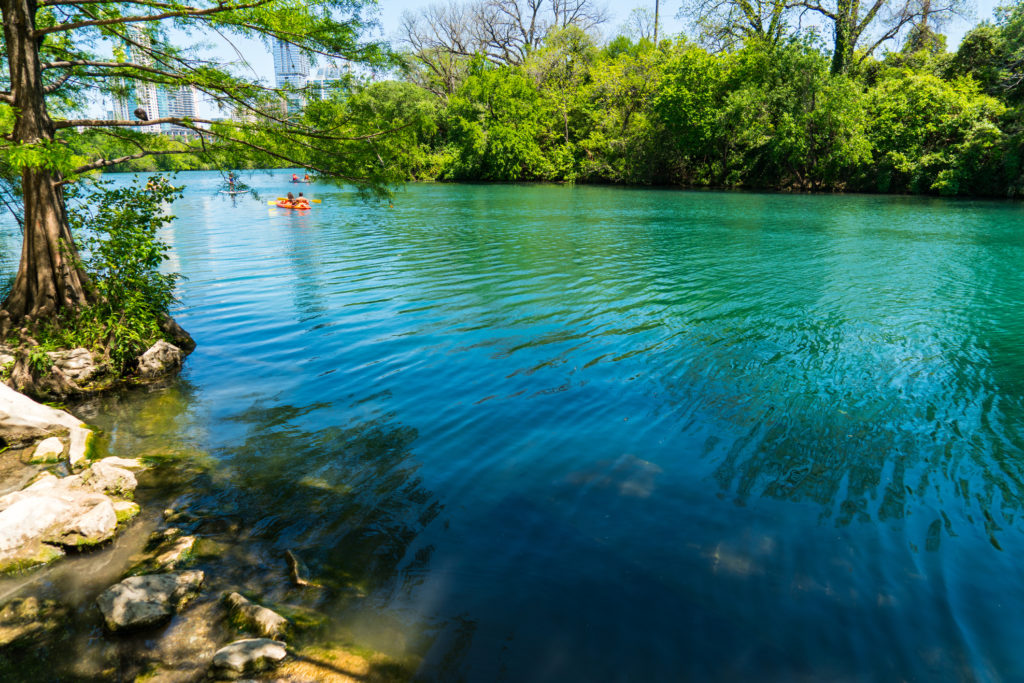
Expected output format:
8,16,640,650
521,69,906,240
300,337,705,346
67,427,92,471
96,570,204,631
137,341,184,379
59,496,117,546
76,461,137,498
224,592,290,640
210,638,287,679
30,437,64,463
0,344,14,369
0,461,140,572
0,383,89,447
113,500,140,524
159,315,196,353
46,348,107,385
97,456,145,470
0,489,116,548
154,535,196,570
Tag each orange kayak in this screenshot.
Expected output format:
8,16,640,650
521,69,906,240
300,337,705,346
276,200,310,210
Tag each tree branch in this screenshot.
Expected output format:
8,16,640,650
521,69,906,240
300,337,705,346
41,59,179,79
39,0,177,7
42,70,76,94
35,0,272,36
69,147,202,176
53,116,215,129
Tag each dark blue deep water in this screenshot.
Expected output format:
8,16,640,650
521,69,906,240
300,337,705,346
13,171,1024,681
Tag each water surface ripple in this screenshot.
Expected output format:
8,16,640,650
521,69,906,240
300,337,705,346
21,173,1024,680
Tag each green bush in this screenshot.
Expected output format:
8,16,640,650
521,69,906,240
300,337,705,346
32,175,183,372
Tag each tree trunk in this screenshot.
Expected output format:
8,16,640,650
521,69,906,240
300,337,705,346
1,0,90,332
654,0,659,44
830,0,854,75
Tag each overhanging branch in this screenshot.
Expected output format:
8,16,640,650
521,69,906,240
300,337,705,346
69,147,203,176
53,116,215,129
35,0,273,36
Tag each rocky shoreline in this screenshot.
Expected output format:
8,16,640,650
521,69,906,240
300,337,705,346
0,374,416,681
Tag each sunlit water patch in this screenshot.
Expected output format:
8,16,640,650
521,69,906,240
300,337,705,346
4,172,1024,680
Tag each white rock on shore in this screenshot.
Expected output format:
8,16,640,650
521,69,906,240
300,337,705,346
96,570,205,632
46,348,107,385
0,461,139,572
137,341,184,379
0,383,91,459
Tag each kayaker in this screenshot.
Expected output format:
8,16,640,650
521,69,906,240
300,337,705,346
285,191,296,207
291,173,299,183
296,192,310,208
303,173,311,183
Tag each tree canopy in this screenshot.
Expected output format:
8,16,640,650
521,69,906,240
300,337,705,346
0,0,411,330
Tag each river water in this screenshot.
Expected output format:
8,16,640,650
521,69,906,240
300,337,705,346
8,171,1024,680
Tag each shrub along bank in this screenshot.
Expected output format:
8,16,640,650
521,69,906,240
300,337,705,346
1,176,192,399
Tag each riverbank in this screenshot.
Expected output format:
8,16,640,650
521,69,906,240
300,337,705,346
0,385,417,681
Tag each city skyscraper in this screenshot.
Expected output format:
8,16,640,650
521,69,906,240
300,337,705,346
111,25,198,136
306,63,348,101
272,38,310,113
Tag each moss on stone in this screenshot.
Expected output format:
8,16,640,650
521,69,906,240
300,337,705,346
114,501,140,524
0,543,64,575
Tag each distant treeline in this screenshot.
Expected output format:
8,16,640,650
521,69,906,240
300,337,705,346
88,1,1024,197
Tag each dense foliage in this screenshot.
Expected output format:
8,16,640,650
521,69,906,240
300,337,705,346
70,3,1024,198
305,3,1021,197
21,177,183,373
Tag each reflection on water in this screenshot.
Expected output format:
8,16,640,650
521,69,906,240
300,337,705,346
6,174,1024,680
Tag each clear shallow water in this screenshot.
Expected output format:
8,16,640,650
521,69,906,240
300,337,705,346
11,172,1024,680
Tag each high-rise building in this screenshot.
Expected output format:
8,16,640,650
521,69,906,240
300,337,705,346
272,38,310,113
161,85,198,138
120,26,159,123
111,26,198,136
307,63,348,101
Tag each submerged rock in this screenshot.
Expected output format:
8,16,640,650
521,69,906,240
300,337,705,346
148,534,196,571
224,592,290,640
0,597,66,648
97,456,145,470
210,638,287,679
137,341,184,379
96,570,204,632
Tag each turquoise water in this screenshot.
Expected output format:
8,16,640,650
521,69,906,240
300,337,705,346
11,171,1024,680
